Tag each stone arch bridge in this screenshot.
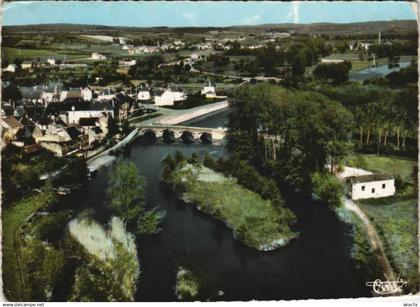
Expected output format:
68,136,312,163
137,125,226,143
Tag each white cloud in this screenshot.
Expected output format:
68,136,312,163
409,2,418,21
243,14,261,25
2,1,33,12
286,2,300,23
292,1,300,24
182,12,198,26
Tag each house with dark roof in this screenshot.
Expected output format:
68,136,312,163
20,87,43,104
67,101,113,127
346,173,395,200
32,123,82,157
1,116,23,141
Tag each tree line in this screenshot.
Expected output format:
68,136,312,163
227,83,353,197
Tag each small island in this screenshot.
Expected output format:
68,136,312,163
162,154,296,251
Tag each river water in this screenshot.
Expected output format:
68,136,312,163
69,110,371,301
349,61,411,81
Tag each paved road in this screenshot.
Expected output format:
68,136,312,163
343,198,397,282
190,67,282,82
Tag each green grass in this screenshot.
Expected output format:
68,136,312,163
166,163,296,250
359,198,418,285
346,154,417,183
2,191,55,301
2,47,90,62
350,55,415,72
335,206,383,280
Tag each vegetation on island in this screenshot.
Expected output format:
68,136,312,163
162,152,296,251
106,159,165,235
175,266,200,301
67,216,140,301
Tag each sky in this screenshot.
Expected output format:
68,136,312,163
2,1,417,27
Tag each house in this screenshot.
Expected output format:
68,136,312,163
32,119,86,156
21,61,33,70
47,58,56,65
3,64,17,73
97,88,116,101
154,87,187,106
201,81,216,98
320,58,345,64
20,87,43,104
67,101,114,125
91,53,107,60
119,59,136,67
81,87,93,101
190,53,200,60
1,116,24,141
347,173,395,200
60,89,82,102
41,86,61,104
359,43,371,51
32,123,73,156
137,86,151,101
78,116,108,146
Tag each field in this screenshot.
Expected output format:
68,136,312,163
346,154,417,183
359,199,418,284
3,47,89,62
166,163,296,251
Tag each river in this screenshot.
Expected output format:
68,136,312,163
349,61,411,81
66,109,371,301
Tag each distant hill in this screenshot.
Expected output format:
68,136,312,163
3,20,417,36
240,20,417,35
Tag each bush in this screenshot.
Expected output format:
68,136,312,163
311,172,344,208
137,208,166,235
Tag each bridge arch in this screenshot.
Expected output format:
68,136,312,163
180,131,196,144
199,132,213,144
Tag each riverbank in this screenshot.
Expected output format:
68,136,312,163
359,197,418,290
342,198,396,282
163,162,296,251
2,190,56,300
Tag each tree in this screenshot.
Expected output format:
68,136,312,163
311,172,344,208
137,208,166,235
161,154,176,180
313,61,352,84
107,160,146,225
229,83,353,191
3,84,22,102
292,50,306,77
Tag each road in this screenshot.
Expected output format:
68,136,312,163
190,67,282,82
343,198,397,282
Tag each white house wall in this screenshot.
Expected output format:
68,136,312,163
138,91,151,100
351,179,395,200
67,110,114,124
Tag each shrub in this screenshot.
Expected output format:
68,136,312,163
311,172,344,208
137,208,166,235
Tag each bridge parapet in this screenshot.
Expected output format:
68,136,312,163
137,125,226,141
